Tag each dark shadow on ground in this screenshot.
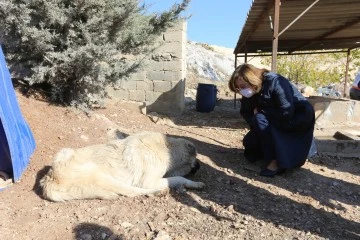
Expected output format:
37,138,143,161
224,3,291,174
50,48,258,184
168,134,360,240
74,223,124,240
308,155,360,177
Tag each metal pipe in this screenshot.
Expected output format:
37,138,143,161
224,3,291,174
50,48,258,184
236,50,348,57
271,0,281,71
278,0,320,37
343,48,351,97
269,15,274,31
234,54,238,108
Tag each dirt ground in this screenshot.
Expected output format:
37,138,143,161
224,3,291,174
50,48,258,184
0,85,359,240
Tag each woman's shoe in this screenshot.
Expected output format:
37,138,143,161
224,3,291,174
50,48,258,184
259,168,285,177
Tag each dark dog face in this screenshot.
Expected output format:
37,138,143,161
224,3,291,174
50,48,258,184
188,160,201,175
164,139,201,178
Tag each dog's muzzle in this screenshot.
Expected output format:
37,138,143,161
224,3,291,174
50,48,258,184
189,160,200,175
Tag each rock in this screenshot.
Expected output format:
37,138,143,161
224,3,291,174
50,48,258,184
226,205,234,212
301,86,315,97
147,221,156,231
189,207,201,214
232,223,241,229
147,112,175,126
153,230,171,240
120,222,133,228
80,134,89,141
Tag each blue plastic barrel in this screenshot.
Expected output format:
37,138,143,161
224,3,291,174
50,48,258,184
196,83,217,112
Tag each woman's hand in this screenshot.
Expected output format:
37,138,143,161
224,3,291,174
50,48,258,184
254,108,258,114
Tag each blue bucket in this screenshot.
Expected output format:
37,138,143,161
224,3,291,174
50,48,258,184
196,83,217,112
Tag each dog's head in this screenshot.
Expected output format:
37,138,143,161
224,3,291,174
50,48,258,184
165,138,201,177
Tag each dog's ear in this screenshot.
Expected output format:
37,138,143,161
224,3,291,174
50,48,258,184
186,142,197,155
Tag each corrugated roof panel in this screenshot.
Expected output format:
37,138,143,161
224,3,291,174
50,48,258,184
235,0,360,54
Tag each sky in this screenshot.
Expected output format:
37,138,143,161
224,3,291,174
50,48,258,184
143,0,253,49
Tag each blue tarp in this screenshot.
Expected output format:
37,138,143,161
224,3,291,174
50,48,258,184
0,45,36,182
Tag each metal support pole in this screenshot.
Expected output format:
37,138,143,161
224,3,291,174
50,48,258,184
271,0,280,72
344,48,351,97
234,54,238,108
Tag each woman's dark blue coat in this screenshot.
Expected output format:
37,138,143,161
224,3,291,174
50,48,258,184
241,72,315,169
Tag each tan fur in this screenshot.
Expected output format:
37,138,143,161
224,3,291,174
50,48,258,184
40,131,205,202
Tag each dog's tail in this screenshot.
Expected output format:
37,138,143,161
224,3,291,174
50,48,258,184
40,148,76,202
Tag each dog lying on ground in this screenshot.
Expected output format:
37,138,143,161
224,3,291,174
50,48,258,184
40,131,205,201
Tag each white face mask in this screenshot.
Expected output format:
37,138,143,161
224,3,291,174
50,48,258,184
239,88,255,98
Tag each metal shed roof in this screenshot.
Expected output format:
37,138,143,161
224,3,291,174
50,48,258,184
234,0,360,55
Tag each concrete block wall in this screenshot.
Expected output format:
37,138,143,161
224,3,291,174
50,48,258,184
107,21,187,116
308,96,360,128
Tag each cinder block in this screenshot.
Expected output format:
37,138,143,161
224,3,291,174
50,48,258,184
120,80,137,90
309,96,360,128
152,53,172,61
155,34,165,43
153,80,172,92
129,90,145,102
347,100,360,122
163,31,183,42
316,137,360,158
156,42,183,54
164,71,182,81
167,20,186,32
147,71,165,81
328,101,348,123
144,77,185,116
313,102,327,120
145,60,164,71
168,52,182,59
136,81,153,91
107,88,129,100
106,19,186,109
182,29,187,42
171,80,182,88
145,91,162,102
130,71,146,81
163,60,183,71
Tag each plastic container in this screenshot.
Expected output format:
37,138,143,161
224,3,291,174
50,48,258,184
307,137,317,158
196,83,217,112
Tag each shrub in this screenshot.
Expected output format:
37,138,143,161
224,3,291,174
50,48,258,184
0,0,190,107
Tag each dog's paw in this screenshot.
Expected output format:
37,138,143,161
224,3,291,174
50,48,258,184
186,181,205,189
148,188,170,197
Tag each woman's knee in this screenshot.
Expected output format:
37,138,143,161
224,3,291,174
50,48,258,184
243,131,258,149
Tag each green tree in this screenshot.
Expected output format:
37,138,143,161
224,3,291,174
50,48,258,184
331,48,360,81
261,53,343,88
0,0,189,107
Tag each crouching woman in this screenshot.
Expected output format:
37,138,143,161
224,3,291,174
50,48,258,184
229,64,315,177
